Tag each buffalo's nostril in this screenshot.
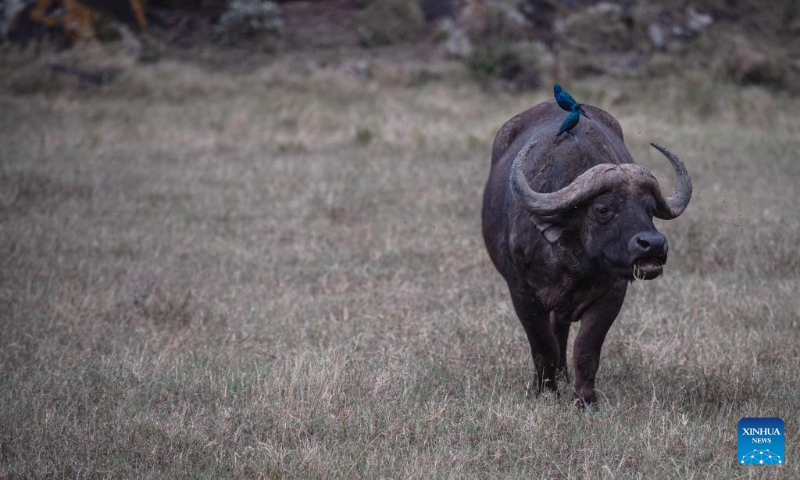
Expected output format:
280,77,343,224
630,232,667,260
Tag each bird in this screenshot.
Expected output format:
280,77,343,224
554,83,589,118
554,105,581,143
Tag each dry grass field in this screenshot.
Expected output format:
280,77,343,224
1,49,799,478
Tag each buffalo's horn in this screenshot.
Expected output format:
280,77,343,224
509,139,628,216
649,142,692,219
509,139,693,218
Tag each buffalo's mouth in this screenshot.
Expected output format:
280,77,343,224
632,257,665,280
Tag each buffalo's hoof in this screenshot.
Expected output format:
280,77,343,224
572,391,598,409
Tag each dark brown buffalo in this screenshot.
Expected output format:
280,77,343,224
481,101,692,405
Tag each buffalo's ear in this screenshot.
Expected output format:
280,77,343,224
531,214,565,244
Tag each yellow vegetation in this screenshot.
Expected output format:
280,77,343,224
11,0,146,42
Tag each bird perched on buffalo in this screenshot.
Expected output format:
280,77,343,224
554,105,581,143
554,83,589,118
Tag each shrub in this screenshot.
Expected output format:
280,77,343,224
354,0,426,47
214,0,283,49
466,39,540,90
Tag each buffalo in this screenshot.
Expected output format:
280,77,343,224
481,101,692,405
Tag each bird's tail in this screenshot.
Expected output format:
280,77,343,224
578,105,590,119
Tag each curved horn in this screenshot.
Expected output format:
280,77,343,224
509,139,627,216
649,142,692,219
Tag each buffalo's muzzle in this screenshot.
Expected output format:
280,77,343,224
629,232,668,279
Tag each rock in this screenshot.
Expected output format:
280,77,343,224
440,18,473,58
214,0,283,49
686,6,712,33
440,0,538,59
671,25,690,38
648,23,664,48
1,0,33,37
118,24,142,56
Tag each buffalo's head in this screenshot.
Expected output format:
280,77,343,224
509,141,692,280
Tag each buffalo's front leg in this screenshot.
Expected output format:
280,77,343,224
572,292,625,406
510,289,559,394
551,312,571,382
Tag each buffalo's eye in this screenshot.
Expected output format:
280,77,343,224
594,205,611,215
594,205,613,223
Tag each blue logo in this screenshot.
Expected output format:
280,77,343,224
738,417,784,465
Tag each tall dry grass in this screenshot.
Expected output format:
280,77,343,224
1,50,799,478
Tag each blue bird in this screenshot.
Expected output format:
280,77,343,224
554,105,581,143
554,83,589,118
